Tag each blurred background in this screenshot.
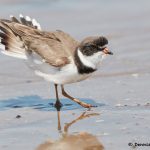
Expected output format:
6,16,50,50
0,1,150,150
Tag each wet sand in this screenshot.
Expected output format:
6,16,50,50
0,0,150,150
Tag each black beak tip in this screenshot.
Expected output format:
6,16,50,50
108,51,113,55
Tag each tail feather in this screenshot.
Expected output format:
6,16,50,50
18,14,41,30
10,15,20,23
0,14,42,59
0,20,27,59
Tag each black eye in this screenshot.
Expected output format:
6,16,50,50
81,44,98,56
84,44,97,51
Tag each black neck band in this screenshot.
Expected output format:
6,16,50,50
74,49,96,74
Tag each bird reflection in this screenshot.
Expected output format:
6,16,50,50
36,110,104,150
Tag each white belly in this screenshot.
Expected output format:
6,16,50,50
34,60,92,84
52,70,91,84
26,52,93,84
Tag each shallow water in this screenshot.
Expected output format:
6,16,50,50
0,95,105,111
0,0,150,150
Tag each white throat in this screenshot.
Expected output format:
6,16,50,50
77,48,105,69
77,49,96,69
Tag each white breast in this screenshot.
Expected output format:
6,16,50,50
34,57,92,84
53,62,92,84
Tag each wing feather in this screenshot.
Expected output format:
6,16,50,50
6,23,79,67
0,15,79,67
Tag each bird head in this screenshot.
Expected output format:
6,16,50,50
78,36,113,68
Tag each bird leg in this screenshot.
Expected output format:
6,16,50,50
61,85,93,108
54,84,62,111
57,110,61,131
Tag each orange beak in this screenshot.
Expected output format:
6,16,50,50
103,47,113,55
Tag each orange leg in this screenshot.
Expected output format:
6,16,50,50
61,85,93,108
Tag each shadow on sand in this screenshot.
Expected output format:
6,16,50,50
36,111,104,150
0,95,105,111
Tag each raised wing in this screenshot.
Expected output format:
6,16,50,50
0,15,79,67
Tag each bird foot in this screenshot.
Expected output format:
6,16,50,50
80,103,97,109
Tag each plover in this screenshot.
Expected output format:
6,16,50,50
0,15,113,109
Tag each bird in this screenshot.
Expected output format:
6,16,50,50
0,14,113,109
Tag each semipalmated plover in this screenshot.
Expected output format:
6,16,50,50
0,15,113,109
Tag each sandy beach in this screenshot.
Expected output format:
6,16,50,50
0,0,150,150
